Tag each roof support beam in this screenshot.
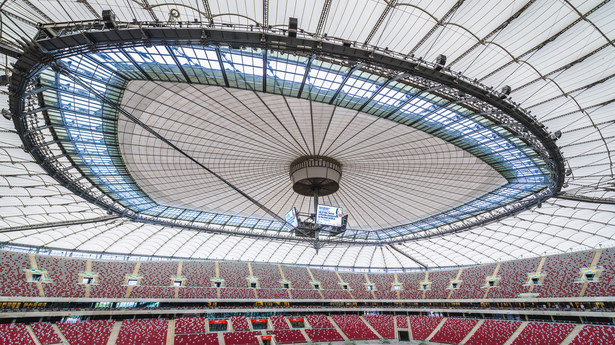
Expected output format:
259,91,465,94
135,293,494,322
363,0,397,47
388,245,428,269
0,215,120,234
315,0,332,37
408,0,465,56
76,0,102,20
263,0,269,28
20,0,52,22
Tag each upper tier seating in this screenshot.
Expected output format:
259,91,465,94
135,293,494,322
181,261,216,287
175,333,219,345
116,318,168,345
219,262,250,288
570,325,615,345
138,261,178,286
320,289,351,299
396,315,409,328
270,315,290,329
363,314,395,339
30,322,61,344
533,251,594,298
510,322,574,345
220,288,254,299
338,273,373,299
89,260,133,298
280,266,311,289
465,320,522,345
290,289,321,299
408,315,444,340
304,328,344,342
252,263,282,288
305,315,333,328
331,315,378,340
175,317,207,334
369,274,398,299
223,331,260,345
130,286,174,298
257,288,288,299
0,323,35,345
178,287,218,299
584,248,615,297
397,272,424,299
309,269,341,290
424,271,455,299
37,255,85,297
57,320,115,345
231,316,251,331
267,330,306,344
430,318,479,344
0,250,41,297
489,257,540,298
450,264,496,299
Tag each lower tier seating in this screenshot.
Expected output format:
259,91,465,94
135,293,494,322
395,315,408,329
175,333,220,345
57,320,115,345
223,331,261,345
175,317,207,334
270,315,290,329
30,322,61,345
465,320,521,345
408,315,444,340
267,330,306,344
230,316,251,331
331,315,378,340
510,322,574,345
0,323,35,345
305,315,332,328
116,318,168,345
363,314,395,339
570,325,615,345
304,328,344,342
430,318,478,344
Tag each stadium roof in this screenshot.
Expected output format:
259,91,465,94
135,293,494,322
0,0,614,270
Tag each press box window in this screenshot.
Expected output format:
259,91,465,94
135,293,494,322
313,284,320,290
173,280,183,287
31,274,42,282
283,283,290,289
214,281,222,287
250,282,257,288
127,279,138,286
82,277,93,284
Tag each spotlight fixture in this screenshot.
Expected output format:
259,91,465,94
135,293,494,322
1,109,10,120
554,130,562,139
288,17,298,38
102,10,117,30
500,85,512,99
434,54,446,71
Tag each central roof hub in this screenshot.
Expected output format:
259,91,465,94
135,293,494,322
289,156,342,197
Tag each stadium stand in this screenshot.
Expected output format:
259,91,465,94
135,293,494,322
362,314,395,339
533,251,594,298
429,318,479,344
270,315,290,329
397,272,424,299
510,321,575,345
252,263,282,288
465,320,522,345
489,257,540,298
0,323,35,345
450,264,496,299
257,288,288,299
408,315,444,340
181,261,216,287
320,289,351,299
305,315,333,328
290,289,321,299
230,316,251,331
369,273,398,299
309,268,341,290
220,288,254,299
223,331,261,345
395,315,409,328
37,255,84,297
280,266,312,289
130,286,175,298
0,251,41,297
304,328,344,342
116,318,169,345
219,262,250,288
584,248,615,297
268,330,306,344
569,325,615,345
331,315,379,340
89,260,133,298
138,261,178,286
177,287,218,299
57,320,115,345
424,270,454,299
175,333,220,345
175,317,207,334
30,322,61,345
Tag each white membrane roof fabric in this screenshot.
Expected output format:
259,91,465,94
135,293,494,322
1,0,615,269
118,81,506,230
